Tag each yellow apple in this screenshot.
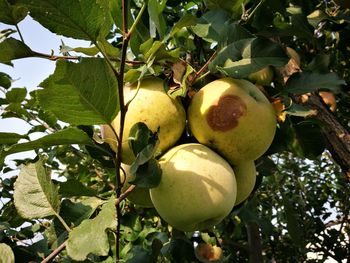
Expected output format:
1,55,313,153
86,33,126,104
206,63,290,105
248,66,274,86
150,143,237,232
188,78,276,165
101,77,186,164
120,164,154,208
194,243,223,263
233,161,257,206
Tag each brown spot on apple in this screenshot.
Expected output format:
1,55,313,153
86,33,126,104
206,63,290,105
207,95,247,131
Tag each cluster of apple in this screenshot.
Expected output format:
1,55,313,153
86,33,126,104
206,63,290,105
101,75,277,233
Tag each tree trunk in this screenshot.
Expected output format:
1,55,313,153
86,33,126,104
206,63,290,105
245,221,263,263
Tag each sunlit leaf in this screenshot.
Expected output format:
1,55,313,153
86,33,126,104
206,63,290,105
66,196,116,261
148,0,167,38
17,0,112,41
37,58,119,125
13,160,60,219
5,87,27,103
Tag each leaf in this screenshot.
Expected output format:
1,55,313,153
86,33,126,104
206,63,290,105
284,72,345,95
13,160,60,219
0,0,27,25
211,38,289,78
17,0,112,41
148,0,167,38
128,122,157,157
6,87,27,103
129,158,162,189
48,197,104,247
0,132,27,145
204,0,247,18
1,127,94,160
209,38,289,78
0,72,12,89
169,14,196,38
191,9,231,43
0,37,35,66
37,58,119,125
66,196,116,261
0,243,15,263
58,179,97,197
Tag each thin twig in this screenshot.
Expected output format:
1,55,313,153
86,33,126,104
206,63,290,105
41,241,66,263
15,24,25,44
190,50,217,86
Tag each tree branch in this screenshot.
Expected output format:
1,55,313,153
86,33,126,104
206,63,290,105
41,241,66,263
245,221,263,263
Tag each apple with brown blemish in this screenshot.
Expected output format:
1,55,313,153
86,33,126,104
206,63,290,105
188,78,276,165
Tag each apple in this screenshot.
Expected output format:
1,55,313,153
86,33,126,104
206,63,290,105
194,243,223,263
248,66,274,86
233,161,257,206
188,78,277,165
150,143,237,232
120,164,154,208
101,77,186,164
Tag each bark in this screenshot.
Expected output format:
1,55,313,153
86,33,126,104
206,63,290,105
299,93,350,180
245,221,263,263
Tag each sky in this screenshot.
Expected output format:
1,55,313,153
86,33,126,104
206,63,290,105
0,16,89,166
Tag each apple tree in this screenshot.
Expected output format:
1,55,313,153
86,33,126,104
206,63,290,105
0,0,349,262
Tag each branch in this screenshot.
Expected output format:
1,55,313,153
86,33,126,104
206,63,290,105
245,221,263,263
41,241,66,263
190,50,217,86
296,93,350,179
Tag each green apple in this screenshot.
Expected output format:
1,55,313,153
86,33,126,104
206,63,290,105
120,164,154,208
188,78,276,165
248,66,274,86
233,161,257,206
101,77,186,164
150,143,237,232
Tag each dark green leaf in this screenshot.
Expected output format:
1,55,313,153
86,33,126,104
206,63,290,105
0,72,12,89
283,195,304,245
6,87,27,103
58,179,97,197
204,0,247,18
284,72,345,95
0,37,35,66
305,54,330,73
0,132,27,145
191,9,230,43
0,0,27,25
17,0,112,41
128,122,158,157
211,38,289,78
37,58,119,125
129,158,162,189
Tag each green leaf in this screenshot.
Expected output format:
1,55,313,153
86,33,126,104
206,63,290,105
13,160,60,219
211,38,289,78
0,37,35,66
0,243,14,263
284,72,345,95
128,122,157,156
129,158,162,189
48,197,104,247
17,0,112,41
204,0,248,18
191,9,230,43
58,179,97,197
66,196,116,261
37,58,119,125
0,0,27,25
0,132,27,145
1,127,94,159
169,14,196,38
0,72,12,89
6,87,27,103
148,0,167,38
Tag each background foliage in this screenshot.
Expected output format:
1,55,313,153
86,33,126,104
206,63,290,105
0,0,349,262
